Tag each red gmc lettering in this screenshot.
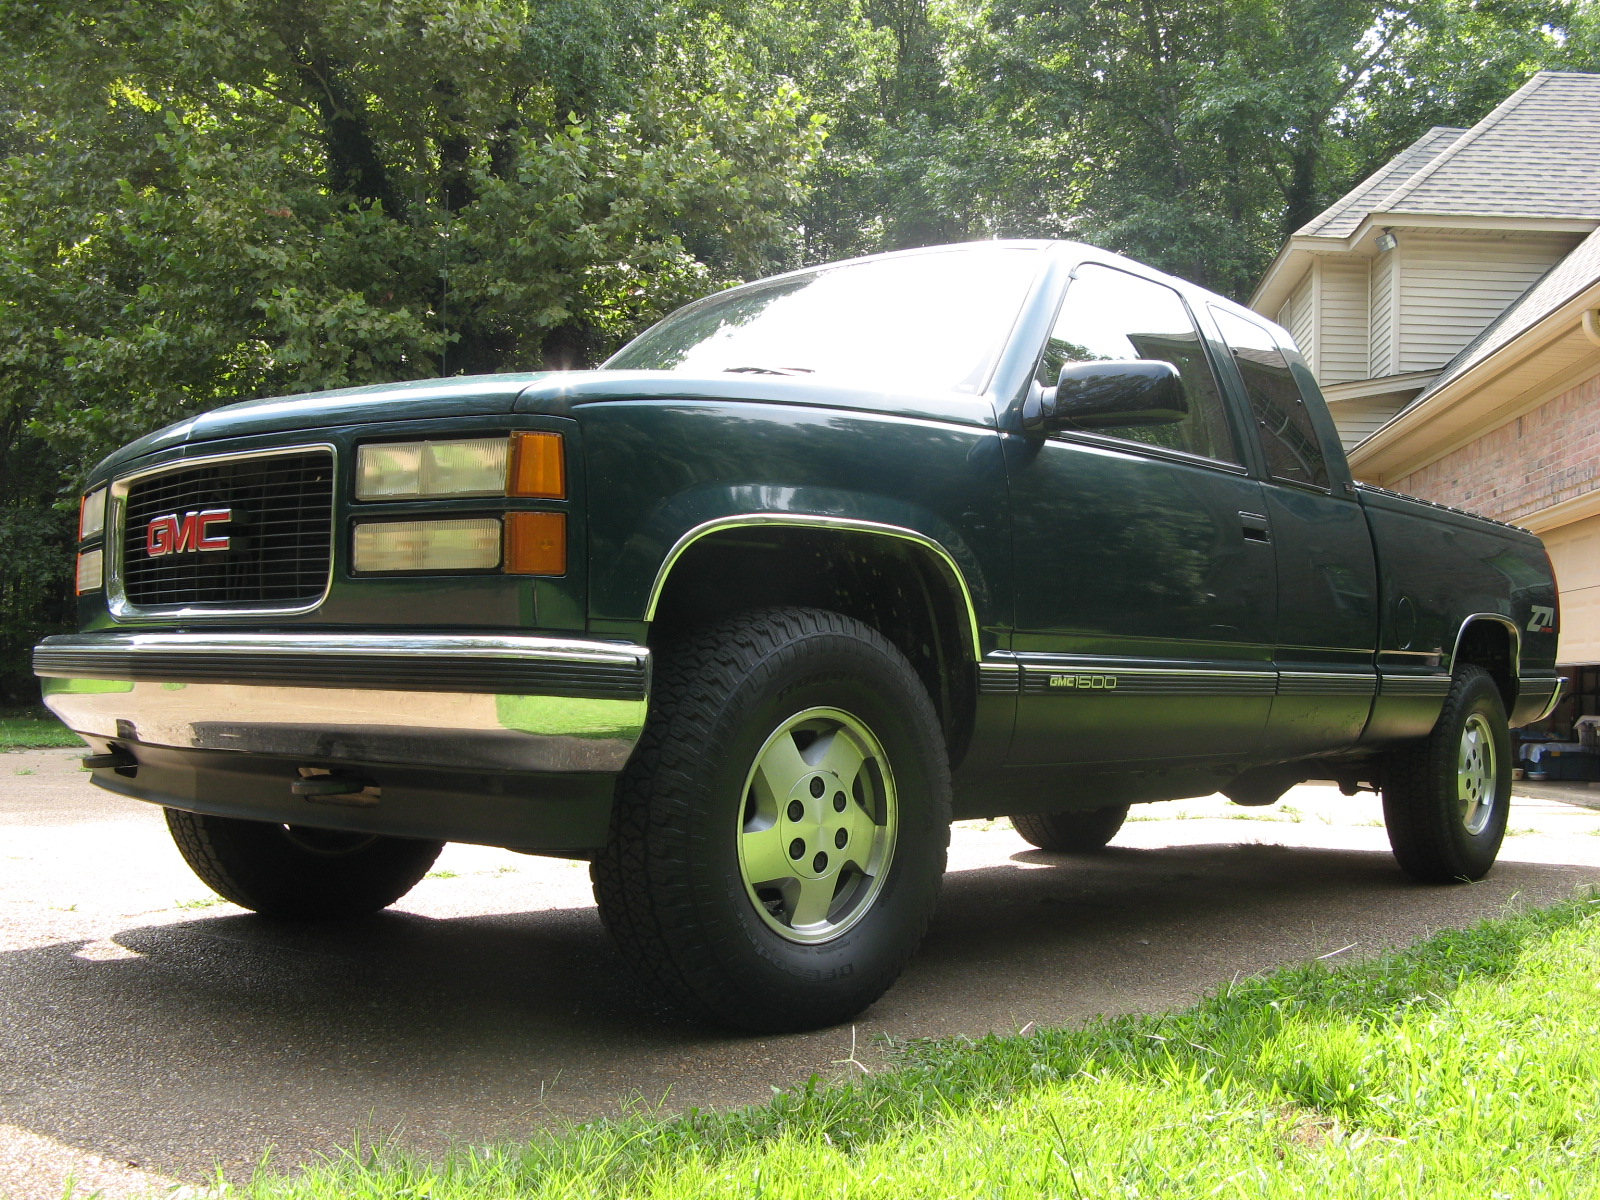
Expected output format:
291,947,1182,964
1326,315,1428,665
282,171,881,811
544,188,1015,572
146,509,232,557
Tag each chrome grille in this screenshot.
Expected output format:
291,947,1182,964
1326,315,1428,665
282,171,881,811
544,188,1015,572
117,449,334,610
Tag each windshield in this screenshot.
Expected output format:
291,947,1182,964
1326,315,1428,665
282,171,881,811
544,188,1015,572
605,245,1043,395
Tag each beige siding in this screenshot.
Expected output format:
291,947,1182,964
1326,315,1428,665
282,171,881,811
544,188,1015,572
1285,271,1315,368
1317,256,1369,383
1326,395,1408,452
1395,232,1575,373
1544,513,1600,665
1369,253,1395,377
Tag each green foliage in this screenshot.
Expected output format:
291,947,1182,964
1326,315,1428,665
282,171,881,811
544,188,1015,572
0,0,825,451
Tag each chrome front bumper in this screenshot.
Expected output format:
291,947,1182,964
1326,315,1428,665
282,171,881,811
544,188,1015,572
34,631,650,773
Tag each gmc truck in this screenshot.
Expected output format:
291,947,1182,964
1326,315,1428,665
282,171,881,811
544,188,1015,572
35,241,1561,1032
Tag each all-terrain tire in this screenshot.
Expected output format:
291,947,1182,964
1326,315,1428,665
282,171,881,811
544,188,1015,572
591,606,951,1032
1010,804,1130,852
1382,665,1512,883
164,809,443,919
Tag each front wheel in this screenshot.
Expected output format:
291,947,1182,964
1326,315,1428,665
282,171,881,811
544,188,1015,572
591,607,950,1032
165,810,443,918
1382,665,1511,883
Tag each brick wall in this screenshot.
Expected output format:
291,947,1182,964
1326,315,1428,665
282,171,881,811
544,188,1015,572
1387,372,1600,523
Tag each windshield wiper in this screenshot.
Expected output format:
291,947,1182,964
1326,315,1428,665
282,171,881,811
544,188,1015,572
721,365,815,376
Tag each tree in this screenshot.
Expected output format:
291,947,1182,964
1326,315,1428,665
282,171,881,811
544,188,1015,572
961,0,1595,297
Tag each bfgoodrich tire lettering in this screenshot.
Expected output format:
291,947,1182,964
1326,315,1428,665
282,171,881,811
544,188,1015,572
1382,664,1512,883
591,607,950,1032
164,809,443,918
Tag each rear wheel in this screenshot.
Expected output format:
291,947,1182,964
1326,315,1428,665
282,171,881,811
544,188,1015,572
1010,804,1129,852
164,809,443,919
592,607,950,1032
1382,665,1511,883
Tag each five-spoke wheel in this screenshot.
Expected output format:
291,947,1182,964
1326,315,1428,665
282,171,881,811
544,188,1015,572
1456,711,1498,837
738,708,898,943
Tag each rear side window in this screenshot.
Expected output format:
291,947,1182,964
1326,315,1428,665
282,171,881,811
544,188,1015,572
1211,307,1330,490
1036,264,1239,465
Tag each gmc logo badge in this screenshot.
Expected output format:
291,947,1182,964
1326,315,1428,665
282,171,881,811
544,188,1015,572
147,509,232,557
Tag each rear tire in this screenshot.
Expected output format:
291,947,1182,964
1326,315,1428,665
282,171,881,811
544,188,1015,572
164,810,443,919
1382,665,1511,883
592,607,950,1032
1010,804,1129,852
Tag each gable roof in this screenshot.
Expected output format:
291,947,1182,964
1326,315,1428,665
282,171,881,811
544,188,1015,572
1413,223,1600,402
1296,72,1600,239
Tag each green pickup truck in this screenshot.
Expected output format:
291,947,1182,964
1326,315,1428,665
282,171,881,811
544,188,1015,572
36,240,1561,1031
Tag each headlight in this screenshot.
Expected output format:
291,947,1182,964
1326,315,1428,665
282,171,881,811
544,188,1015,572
356,438,509,499
353,519,502,572
355,433,566,500
79,488,106,540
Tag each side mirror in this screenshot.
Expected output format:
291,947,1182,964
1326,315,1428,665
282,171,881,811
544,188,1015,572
1027,359,1188,433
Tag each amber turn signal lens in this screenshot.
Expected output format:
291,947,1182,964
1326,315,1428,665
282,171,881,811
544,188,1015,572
509,432,565,499
504,511,566,575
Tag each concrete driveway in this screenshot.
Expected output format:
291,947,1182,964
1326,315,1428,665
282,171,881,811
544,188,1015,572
6,745,1600,1199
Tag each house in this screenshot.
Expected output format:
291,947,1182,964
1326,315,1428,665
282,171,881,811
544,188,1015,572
1250,71,1600,721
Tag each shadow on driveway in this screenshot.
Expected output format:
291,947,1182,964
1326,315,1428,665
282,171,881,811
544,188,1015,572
3,839,1597,1183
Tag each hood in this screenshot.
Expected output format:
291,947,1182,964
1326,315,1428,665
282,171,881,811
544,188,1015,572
95,369,997,479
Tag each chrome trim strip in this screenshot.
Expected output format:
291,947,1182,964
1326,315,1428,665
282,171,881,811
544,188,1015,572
1011,654,1381,698
1378,672,1454,697
41,679,644,773
977,661,1020,694
1276,670,1378,697
645,514,984,659
106,444,338,622
1015,657,1277,697
35,631,649,700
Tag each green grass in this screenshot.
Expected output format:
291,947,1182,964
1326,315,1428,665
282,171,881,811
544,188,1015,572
174,896,228,910
0,706,82,749
234,892,1600,1200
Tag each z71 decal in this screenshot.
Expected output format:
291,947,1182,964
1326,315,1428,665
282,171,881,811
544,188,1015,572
1527,605,1556,634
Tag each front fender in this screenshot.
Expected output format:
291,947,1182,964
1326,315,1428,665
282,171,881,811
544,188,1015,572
577,400,1009,652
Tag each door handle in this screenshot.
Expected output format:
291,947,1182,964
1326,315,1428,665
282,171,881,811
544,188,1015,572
1239,511,1272,543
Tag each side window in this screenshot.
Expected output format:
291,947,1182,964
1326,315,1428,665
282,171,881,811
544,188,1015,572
1036,264,1239,464
1211,308,1331,490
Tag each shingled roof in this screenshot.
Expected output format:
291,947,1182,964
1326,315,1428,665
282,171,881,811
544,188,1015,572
1296,72,1600,239
1297,126,1467,238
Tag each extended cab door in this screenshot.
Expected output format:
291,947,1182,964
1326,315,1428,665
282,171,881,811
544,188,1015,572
1004,263,1277,765
1208,306,1380,755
